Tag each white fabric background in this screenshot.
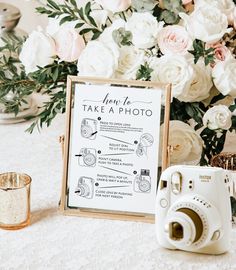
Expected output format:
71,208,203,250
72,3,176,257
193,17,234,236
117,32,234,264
0,115,236,270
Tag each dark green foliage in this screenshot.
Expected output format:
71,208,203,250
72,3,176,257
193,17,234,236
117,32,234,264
136,63,153,81
189,39,215,66
153,0,185,24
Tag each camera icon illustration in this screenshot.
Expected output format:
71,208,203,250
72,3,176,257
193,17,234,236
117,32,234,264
134,169,151,193
75,177,94,199
76,148,97,167
81,118,97,140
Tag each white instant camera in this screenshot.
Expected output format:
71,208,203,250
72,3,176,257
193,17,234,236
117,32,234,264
81,118,97,140
75,177,94,199
156,165,232,255
134,169,151,193
77,148,97,167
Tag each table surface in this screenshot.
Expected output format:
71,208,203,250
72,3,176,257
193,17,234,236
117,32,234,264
1,115,236,270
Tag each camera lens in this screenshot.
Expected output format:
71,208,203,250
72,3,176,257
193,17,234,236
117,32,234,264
81,125,93,138
84,153,96,166
170,222,183,240
177,208,203,243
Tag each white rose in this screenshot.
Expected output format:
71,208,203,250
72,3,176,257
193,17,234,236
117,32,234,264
178,61,213,102
99,19,126,43
46,18,78,36
54,27,85,62
126,12,164,49
77,41,119,78
115,46,144,80
95,0,131,13
203,105,232,130
161,120,203,165
157,25,193,55
212,58,236,96
150,54,194,99
90,10,108,30
180,6,230,43
19,29,56,74
195,0,235,19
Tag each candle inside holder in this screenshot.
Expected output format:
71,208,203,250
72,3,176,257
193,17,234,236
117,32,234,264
0,172,31,230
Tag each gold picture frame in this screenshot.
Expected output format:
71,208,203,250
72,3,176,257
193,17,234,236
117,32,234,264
60,76,171,223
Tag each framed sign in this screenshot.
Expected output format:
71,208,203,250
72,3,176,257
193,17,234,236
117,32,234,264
60,76,171,223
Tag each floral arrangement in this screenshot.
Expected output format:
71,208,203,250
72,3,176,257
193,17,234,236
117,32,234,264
1,0,236,166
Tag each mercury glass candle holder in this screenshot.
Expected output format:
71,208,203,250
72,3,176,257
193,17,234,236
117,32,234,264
0,172,31,230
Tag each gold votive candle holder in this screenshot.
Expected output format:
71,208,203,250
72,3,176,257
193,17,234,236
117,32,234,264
0,172,31,230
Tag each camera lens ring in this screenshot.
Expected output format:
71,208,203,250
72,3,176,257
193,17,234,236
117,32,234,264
166,212,197,247
177,208,203,243
138,179,151,192
167,195,222,250
83,153,96,166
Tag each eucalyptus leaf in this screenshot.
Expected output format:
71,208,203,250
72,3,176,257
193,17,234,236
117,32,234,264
112,28,133,47
160,10,179,24
131,0,157,12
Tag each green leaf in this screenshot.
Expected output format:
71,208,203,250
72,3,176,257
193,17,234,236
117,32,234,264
160,10,179,24
75,22,84,28
69,0,77,7
78,8,85,21
92,31,102,40
60,16,72,25
87,15,97,28
47,0,60,10
188,39,216,66
79,28,94,35
84,2,91,17
136,63,153,81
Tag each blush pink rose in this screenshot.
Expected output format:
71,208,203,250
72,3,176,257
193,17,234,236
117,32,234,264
157,25,192,55
54,27,85,62
95,0,131,13
206,43,232,66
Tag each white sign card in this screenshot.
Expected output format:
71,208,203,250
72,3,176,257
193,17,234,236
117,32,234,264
67,83,162,215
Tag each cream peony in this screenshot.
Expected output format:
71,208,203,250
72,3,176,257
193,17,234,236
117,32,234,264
229,7,236,29
95,0,131,13
203,105,232,130
212,58,236,96
19,30,56,74
195,0,235,18
157,25,192,55
162,120,203,165
115,46,144,80
77,41,119,78
150,55,194,99
126,12,164,49
180,6,230,43
178,61,213,102
54,27,85,62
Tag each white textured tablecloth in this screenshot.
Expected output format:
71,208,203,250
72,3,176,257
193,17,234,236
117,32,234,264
1,115,236,270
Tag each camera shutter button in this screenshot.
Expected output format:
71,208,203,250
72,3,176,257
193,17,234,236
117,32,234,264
160,198,168,208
